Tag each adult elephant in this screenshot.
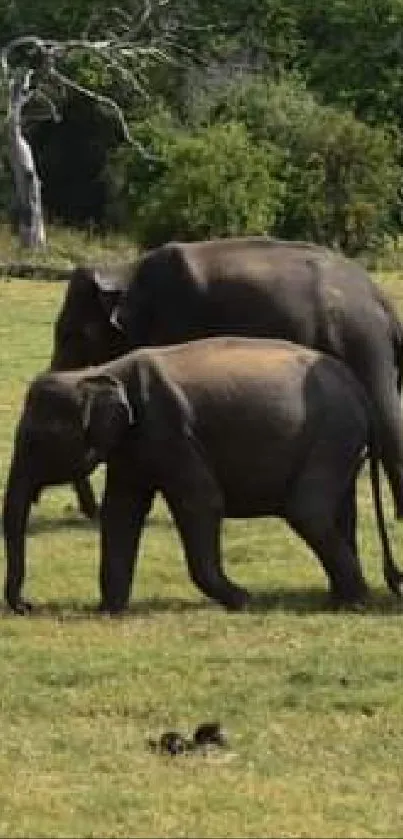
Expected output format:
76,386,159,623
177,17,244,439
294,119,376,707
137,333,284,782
51,237,403,522
3,337,402,615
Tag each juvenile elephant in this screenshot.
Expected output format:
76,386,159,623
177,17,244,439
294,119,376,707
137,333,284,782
51,237,403,522
4,336,402,615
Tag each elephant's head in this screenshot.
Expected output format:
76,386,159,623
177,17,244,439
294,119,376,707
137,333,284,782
50,263,134,371
3,370,135,613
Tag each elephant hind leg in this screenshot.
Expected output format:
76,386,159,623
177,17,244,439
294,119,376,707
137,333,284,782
335,470,361,556
294,517,368,606
168,502,250,611
287,473,368,606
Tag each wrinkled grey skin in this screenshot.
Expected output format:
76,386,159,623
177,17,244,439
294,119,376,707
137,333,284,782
4,336,402,615
51,237,403,522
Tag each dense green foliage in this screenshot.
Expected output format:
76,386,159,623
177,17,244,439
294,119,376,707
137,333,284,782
182,76,400,253
110,115,284,245
2,0,403,252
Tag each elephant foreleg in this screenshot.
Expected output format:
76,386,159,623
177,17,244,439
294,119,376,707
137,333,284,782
99,469,154,613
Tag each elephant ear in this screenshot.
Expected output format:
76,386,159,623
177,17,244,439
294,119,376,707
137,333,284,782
93,264,133,327
78,374,135,456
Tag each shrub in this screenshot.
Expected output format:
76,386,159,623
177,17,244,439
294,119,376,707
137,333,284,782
104,105,180,231
268,86,400,255
108,116,284,247
186,74,400,254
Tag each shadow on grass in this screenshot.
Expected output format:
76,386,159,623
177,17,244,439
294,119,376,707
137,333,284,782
247,586,403,616
0,511,172,536
1,586,402,620
0,596,208,621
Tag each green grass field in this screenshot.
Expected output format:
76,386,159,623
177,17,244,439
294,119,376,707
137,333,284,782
1,231,403,837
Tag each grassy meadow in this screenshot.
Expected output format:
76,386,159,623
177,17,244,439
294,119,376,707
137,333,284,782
1,229,403,837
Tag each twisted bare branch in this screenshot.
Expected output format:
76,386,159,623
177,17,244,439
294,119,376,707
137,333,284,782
0,1,196,246
0,5,180,142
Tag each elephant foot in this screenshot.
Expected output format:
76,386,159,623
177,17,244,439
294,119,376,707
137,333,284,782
97,599,128,616
32,487,41,505
328,581,369,611
7,598,33,616
75,478,99,520
79,497,99,521
220,585,251,612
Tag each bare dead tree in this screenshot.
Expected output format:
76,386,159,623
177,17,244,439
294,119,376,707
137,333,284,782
0,2,179,248
5,68,46,247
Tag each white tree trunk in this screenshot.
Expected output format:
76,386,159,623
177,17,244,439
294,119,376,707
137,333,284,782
8,77,46,248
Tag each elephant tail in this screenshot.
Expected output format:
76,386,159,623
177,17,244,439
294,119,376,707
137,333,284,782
369,454,403,596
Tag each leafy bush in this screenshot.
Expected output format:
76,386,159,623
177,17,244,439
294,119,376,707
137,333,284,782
281,109,399,255
108,115,285,247
104,104,179,230
187,74,400,254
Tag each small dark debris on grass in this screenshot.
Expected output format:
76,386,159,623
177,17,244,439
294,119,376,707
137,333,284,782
147,722,228,756
361,705,376,717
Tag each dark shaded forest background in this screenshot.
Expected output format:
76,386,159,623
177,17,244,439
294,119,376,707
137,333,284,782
2,0,403,256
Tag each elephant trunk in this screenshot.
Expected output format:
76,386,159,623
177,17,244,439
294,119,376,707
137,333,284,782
2,454,35,614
